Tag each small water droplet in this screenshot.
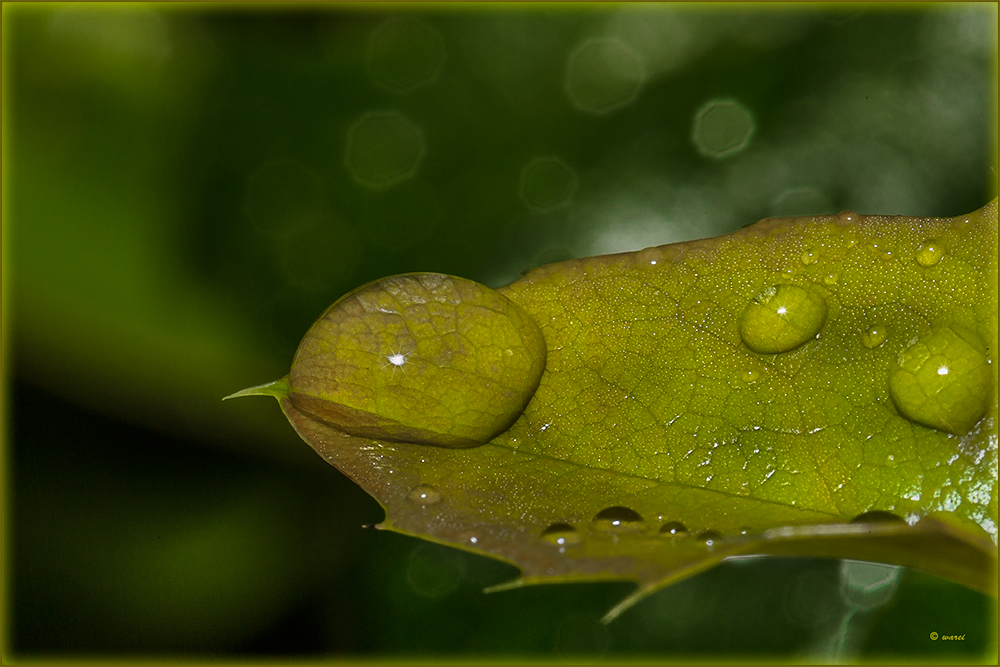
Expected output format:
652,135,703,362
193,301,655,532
740,284,828,354
861,325,887,349
731,367,760,387
850,510,904,524
800,249,818,265
697,530,722,546
541,522,582,546
457,531,480,545
953,216,973,232
592,506,647,533
915,240,944,267
407,485,442,506
658,521,688,536
837,210,859,225
888,327,991,435
637,247,662,267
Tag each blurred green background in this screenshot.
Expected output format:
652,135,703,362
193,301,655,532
4,2,998,660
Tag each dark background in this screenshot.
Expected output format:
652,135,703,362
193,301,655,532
4,3,997,660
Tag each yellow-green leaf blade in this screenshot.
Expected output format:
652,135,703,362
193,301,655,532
263,200,997,618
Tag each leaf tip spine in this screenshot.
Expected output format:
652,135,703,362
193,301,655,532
222,376,290,401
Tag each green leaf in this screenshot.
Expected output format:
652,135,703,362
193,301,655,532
234,200,998,621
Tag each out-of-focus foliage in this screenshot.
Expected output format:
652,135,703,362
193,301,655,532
4,3,997,660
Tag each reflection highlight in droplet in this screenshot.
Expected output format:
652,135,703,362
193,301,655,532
695,530,723,549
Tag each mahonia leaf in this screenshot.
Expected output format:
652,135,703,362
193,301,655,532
229,200,998,621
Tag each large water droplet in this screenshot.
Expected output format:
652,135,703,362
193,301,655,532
541,522,582,546
407,484,442,506
914,240,945,267
861,325,887,349
800,249,818,265
591,506,646,533
739,284,828,354
288,273,547,448
888,327,991,435
658,521,688,536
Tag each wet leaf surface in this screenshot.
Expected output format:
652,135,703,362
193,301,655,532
239,200,999,620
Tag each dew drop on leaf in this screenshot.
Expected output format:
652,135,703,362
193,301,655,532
887,327,991,435
286,273,547,448
915,240,945,267
837,210,859,225
658,521,688,536
407,484,442,506
800,249,818,265
862,325,888,349
591,506,647,533
953,216,974,232
739,284,828,354
697,530,723,545
541,522,582,546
